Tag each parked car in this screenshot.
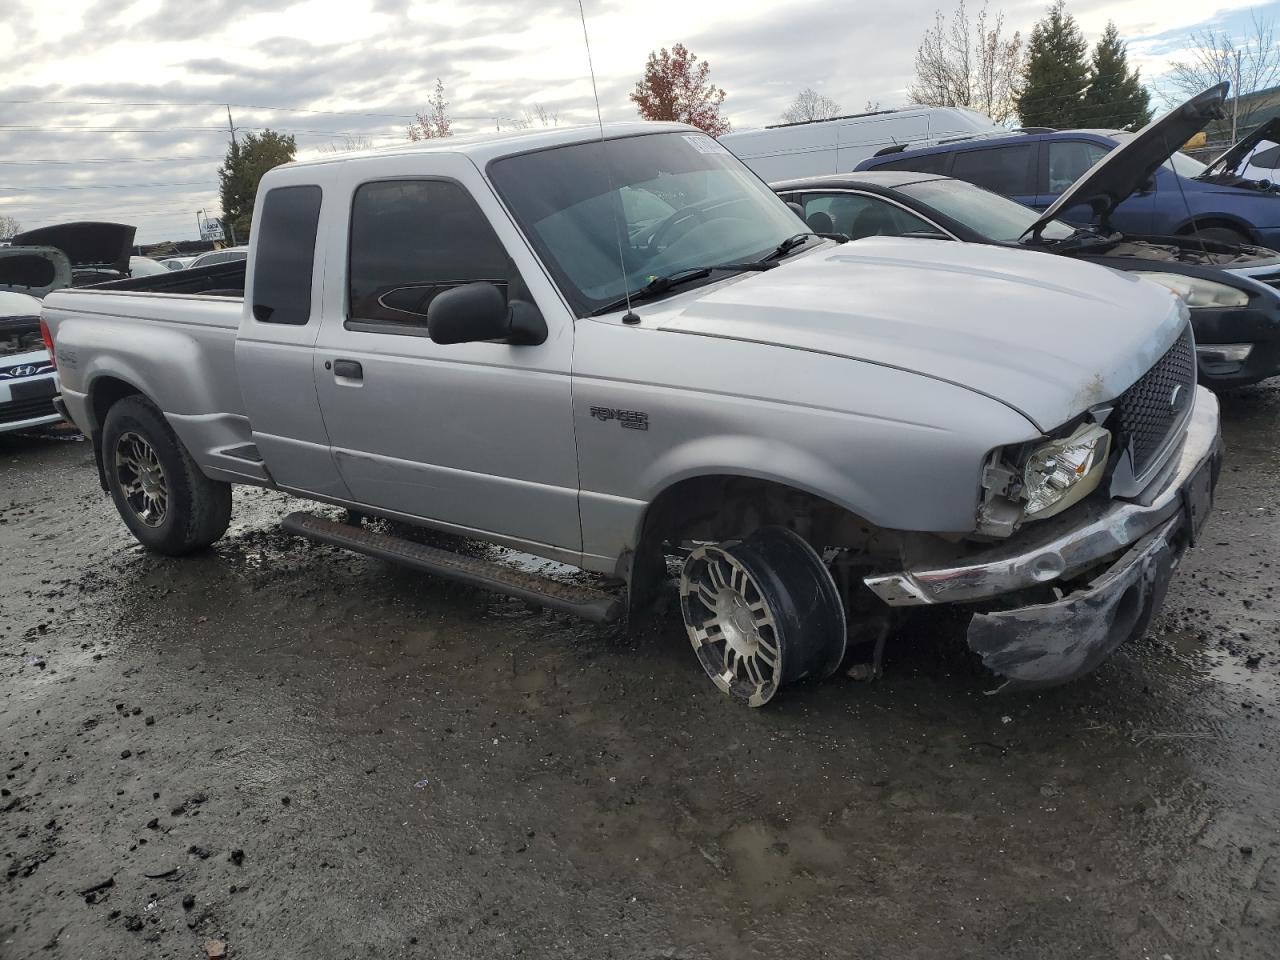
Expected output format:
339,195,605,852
187,246,248,270
0,245,66,433
160,256,197,271
720,105,1004,182
43,122,1220,706
855,83,1280,249
129,256,171,277
773,175,1280,388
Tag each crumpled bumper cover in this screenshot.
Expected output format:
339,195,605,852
967,519,1179,691
864,384,1223,691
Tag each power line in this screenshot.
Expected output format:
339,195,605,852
0,156,224,165
0,179,212,193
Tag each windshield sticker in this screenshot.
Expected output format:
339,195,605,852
684,134,729,155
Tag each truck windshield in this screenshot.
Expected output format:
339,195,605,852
488,132,807,316
895,178,1075,242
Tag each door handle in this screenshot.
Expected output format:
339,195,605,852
333,359,363,380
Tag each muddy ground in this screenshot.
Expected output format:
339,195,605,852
1,387,1278,960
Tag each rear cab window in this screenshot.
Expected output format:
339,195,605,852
250,185,322,325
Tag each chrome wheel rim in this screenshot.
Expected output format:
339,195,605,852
680,544,780,707
114,431,168,527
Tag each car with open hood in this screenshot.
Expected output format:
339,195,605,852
10,221,137,285
777,88,1280,387
855,83,1280,249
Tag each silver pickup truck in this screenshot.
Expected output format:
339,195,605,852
43,122,1222,706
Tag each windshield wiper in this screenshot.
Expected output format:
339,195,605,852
762,232,817,262
590,261,777,317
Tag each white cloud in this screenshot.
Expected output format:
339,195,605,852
1,0,1275,241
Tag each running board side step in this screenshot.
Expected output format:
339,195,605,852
281,512,623,624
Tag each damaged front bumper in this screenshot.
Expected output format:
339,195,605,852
864,386,1223,689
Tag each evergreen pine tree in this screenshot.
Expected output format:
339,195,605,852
1016,0,1091,128
1080,22,1152,129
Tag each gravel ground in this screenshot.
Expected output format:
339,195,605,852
1,384,1278,959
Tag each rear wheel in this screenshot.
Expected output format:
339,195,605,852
679,526,846,707
102,396,231,555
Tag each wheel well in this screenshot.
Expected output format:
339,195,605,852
639,475,880,549
90,376,143,434
87,376,144,491
1174,216,1255,241
626,475,903,618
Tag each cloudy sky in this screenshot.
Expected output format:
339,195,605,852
1,0,1276,243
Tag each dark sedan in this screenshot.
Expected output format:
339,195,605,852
774,169,1280,388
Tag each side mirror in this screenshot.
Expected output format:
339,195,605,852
426,282,547,346
785,201,806,219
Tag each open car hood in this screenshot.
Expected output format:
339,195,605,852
1029,83,1228,236
0,246,73,298
1202,116,1280,178
10,221,135,274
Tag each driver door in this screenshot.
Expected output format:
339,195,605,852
312,170,581,554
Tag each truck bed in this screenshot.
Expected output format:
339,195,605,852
91,259,246,298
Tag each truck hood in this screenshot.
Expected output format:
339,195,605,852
10,221,135,274
651,238,1186,431
1030,83,1227,236
0,246,73,298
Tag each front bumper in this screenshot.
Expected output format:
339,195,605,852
865,385,1223,688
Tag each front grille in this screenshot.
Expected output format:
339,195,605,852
0,395,58,425
1115,326,1196,477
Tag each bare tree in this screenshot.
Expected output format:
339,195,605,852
0,214,20,241
781,88,842,123
909,0,1023,125
407,78,452,140
1164,10,1280,141
865,100,883,112
319,135,374,154
507,104,560,130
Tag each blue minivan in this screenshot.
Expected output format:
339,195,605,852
855,107,1280,249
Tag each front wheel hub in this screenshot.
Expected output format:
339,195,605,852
679,527,846,707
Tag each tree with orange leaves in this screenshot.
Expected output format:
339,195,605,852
629,43,730,136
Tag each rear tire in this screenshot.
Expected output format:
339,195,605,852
1192,226,1250,247
679,526,846,707
102,396,231,555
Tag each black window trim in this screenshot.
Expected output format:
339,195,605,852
250,182,323,326
343,174,526,338
789,187,958,240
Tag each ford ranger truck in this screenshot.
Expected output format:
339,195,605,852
41,122,1223,706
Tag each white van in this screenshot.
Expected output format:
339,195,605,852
720,106,1004,182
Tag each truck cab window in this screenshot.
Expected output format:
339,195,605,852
251,185,322,325
348,179,524,326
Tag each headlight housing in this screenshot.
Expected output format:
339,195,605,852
1134,272,1249,308
1022,423,1112,519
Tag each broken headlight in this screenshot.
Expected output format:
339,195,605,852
1022,423,1111,519
1134,272,1249,308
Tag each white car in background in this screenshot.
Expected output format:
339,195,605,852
0,247,69,434
188,246,249,269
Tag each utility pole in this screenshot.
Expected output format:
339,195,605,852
224,105,238,246
1232,53,1241,143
